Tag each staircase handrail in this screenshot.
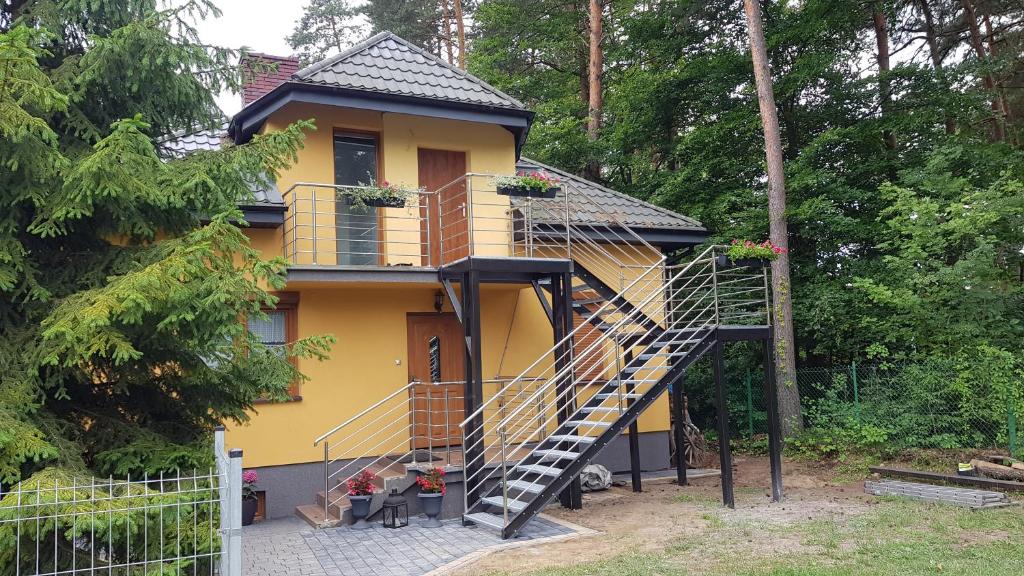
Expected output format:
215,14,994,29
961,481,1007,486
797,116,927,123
314,381,417,446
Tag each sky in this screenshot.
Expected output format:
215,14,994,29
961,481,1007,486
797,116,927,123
192,1,309,116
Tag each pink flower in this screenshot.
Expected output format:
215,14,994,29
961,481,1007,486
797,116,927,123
242,470,258,485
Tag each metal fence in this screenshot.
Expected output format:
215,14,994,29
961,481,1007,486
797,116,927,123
0,429,242,576
688,360,1020,457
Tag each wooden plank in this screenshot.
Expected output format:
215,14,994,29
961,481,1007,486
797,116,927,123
869,466,1024,492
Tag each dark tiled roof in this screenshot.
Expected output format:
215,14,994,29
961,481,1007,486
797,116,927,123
159,124,283,209
291,31,527,111
515,158,705,233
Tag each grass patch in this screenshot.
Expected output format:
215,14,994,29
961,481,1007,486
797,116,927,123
481,499,1024,576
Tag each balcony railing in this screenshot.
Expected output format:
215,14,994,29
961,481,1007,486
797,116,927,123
282,174,574,268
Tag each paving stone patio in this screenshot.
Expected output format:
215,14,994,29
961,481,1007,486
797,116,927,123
242,514,581,576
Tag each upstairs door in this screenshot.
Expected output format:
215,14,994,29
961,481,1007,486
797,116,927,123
407,314,465,450
334,133,380,265
418,149,467,265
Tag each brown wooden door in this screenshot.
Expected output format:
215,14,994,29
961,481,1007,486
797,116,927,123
407,314,465,449
418,149,468,265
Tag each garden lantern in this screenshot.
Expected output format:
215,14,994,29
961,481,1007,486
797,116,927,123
382,489,408,529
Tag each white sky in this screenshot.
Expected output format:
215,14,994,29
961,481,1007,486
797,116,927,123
192,1,310,116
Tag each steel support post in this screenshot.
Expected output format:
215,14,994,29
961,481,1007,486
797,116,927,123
462,270,485,509
712,337,734,508
672,377,688,486
763,334,784,502
552,272,582,509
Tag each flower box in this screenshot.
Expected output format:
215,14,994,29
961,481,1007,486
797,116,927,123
496,184,560,199
341,194,407,208
716,254,769,270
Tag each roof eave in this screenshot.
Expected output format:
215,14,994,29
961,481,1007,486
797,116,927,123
229,82,535,158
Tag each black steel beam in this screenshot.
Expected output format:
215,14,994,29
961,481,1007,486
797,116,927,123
438,256,572,280
717,325,772,341
531,280,554,326
572,261,663,334
673,375,688,486
462,270,485,509
442,279,463,325
625,348,642,493
763,335,784,502
713,338,735,509
551,272,582,510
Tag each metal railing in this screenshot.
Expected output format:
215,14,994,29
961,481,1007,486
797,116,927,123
311,377,547,522
282,183,434,267
0,429,243,576
458,246,770,528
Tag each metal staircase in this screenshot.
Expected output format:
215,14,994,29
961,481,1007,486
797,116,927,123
459,243,770,538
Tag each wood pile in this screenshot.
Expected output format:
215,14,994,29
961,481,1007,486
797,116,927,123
968,455,1024,482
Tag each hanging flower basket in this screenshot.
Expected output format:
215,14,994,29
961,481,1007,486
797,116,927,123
494,172,560,199
718,239,786,269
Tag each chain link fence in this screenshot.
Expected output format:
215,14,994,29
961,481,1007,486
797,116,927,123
687,356,1020,459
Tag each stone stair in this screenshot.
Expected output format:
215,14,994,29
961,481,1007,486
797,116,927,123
295,457,417,527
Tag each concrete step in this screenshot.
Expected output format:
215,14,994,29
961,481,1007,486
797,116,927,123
295,504,341,528
315,488,353,518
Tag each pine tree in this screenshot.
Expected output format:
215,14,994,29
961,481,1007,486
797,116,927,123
0,1,333,486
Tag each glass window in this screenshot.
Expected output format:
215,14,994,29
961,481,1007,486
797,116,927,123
248,310,287,357
428,335,442,383
334,134,379,266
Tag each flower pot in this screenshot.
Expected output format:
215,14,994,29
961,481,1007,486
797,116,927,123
348,494,373,530
417,492,444,528
241,497,258,526
340,195,406,208
496,184,559,199
716,254,768,270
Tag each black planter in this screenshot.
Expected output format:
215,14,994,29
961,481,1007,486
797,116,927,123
241,497,258,526
496,184,560,199
716,254,769,270
340,195,406,208
348,494,372,530
417,492,443,528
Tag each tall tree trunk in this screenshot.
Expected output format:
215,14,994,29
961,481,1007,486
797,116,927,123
872,5,897,153
742,0,803,437
982,6,1016,143
960,0,1005,141
454,0,467,70
584,0,603,181
917,0,956,134
441,0,454,65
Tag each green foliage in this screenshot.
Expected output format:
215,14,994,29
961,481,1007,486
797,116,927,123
287,0,363,65
0,2,334,488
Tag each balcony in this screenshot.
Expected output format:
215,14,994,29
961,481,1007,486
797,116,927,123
282,174,575,273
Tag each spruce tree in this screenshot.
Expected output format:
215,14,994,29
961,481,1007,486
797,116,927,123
0,1,332,486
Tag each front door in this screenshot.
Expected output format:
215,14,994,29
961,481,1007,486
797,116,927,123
407,314,465,449
418,149,468,265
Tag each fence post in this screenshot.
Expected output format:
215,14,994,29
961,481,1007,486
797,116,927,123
1009,405,1019,459
227,449,243,576
851,361,861,424
215,427,229,576
745,370,754,438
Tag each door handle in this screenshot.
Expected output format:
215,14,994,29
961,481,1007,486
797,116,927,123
460,202,466,218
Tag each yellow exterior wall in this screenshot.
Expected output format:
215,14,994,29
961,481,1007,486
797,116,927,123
227,102,670,469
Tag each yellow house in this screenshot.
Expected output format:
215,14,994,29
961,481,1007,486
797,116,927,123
171,32,776,539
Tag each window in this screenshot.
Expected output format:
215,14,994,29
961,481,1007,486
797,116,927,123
334,133,380,265
248,292,300,400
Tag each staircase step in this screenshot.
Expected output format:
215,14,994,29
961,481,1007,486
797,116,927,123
565,420,612,429
581,406,621,414
505,480,546,494
295,504,341,528
548,434,597,445
463,512,505,531
516,463,564,477
572,297,605,306
481,496,528,512
595,392,642,400
535,448,580,462
315,489,354,516
638,350,689,361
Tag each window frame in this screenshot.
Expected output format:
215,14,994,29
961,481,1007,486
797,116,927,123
333,129,387,266
252,291,301,402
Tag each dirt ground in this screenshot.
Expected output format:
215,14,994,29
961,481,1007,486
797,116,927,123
453,456,877,575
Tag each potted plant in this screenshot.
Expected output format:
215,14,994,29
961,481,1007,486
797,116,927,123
338,180,418,209
346,470,377,530
717,239,786,269
494,172,560,199
241,470,259,526
415,467,446,528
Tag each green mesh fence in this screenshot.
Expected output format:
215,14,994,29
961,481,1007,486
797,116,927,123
697,360,1020,457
